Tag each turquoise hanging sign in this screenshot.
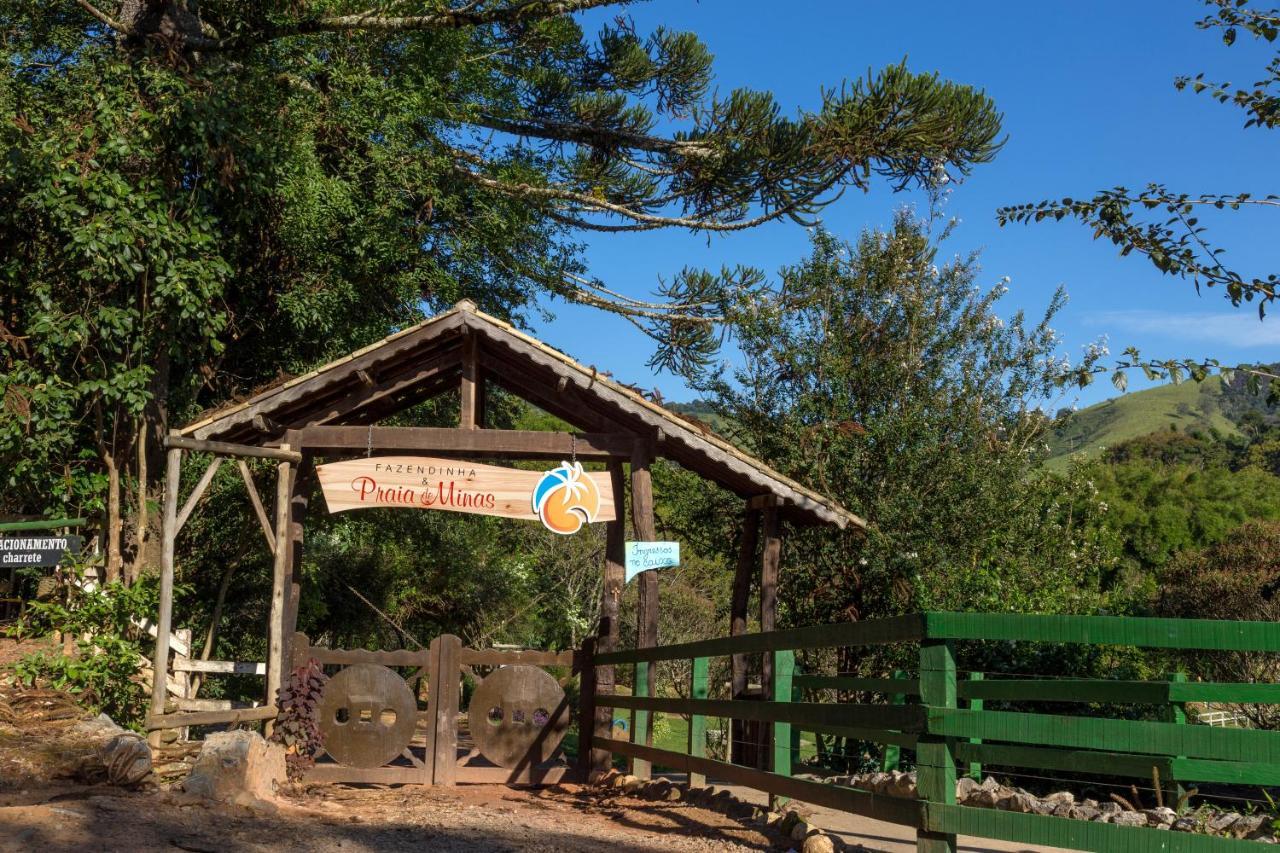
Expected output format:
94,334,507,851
625,541,680,583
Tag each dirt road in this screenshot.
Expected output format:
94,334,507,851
0,781,785,853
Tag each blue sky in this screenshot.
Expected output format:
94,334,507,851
528,1,1277,409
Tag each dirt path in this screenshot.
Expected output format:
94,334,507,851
0,782,784,853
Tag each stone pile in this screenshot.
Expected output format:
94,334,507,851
800,770,1278,842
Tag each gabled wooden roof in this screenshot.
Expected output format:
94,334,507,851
181,301,864,529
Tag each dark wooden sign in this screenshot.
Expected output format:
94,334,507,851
0,534,83,568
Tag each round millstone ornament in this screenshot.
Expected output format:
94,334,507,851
470,665,569,768
318,664,418,768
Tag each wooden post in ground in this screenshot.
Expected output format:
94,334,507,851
630,436,657,779
283,431,311,671
1163,671,1188,807
148,436,183,746
770,648,795,810
729,505,760,765
431,634,462,786
266,445,293,729
592,461,627,774
758,506,781,768
688,656,709,787
882,670,907,772
917,639,958,853
966,672,984,782
577,637,598,779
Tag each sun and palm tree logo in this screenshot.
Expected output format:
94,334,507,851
532,461,602,534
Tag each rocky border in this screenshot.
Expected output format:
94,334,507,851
590,769,847,852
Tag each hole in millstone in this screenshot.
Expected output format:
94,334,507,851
334,707,349,725
359,708,373,723
512,709,526,724
380,708,397,726
533,708,550,727
487,706,504,726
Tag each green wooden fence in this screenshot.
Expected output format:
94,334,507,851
592,612,1280,852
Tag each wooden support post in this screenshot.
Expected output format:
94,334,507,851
630,657,651,780
592,461,627,774
266,445,292,726
688,656,709,787
770,648,794,810
882,669,907,772
283,435,312,669
1163,671,1188,808
917,639,958,853
577,637,598,778
148,438,182,745
630,436,657,775
460,333,481,429
759,507,781,769
431,634,462,786
966,672,984,782
729,507,760,699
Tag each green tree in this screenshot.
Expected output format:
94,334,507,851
680,213,1113,627
1156,520,1280,728
1,1,1004,582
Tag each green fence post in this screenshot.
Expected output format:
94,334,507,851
966,672,983,782
689,656,709,788
770,649,795,810
1163,671,1187,808
632,660,651,780
917,640,958,853
881,669,907,772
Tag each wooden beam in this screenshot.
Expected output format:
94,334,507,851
311,347,460,426
172,659,267,675
460,333,480,429
297,425,634,458
147,705,278,730
148,440,182,747
266,445,292,725
174,457,223,536
479,351,627,433
186,311,466,441
236,460,276,553
165,435,302,463
251,413,284,435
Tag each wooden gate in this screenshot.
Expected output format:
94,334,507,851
291,632,591,786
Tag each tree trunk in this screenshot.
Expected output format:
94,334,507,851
103,447,122,585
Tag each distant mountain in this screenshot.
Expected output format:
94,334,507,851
1044,372,1276,469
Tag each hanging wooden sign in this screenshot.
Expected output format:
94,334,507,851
315,457,615,533
0,534,83,568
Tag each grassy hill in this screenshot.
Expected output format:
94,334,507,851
1045,377,1241,469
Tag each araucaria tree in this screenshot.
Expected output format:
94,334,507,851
0,1,1003,580
682,214,1111,626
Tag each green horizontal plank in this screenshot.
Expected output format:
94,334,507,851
603,695,927,732
0,517,87,531
953,742,1175,780
1171,682,1280,704
806,724,919,750
925,802,1253,852
930,708,1280,763
795,675,921,696
594,614,925,665
956,678,1170,704
923,612,1280,652
596,737,921,827
1172,757,1280,788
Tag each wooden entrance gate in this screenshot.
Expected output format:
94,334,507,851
292,632,591,786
